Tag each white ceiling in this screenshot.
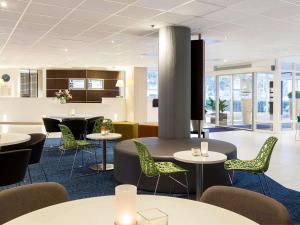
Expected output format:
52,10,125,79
1,0,300,68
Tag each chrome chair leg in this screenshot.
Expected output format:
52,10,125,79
27,167,32,184
228,170,234,185
257,173,266,195
40,163,48,182
70,148,79,178
154,175,161,195
56,150,65,169
137,171,143,189
263,173,272,197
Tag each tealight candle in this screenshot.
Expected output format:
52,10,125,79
191,148,201,156
70,109,76,116
201,142,209,157
115,185,137,225
100,127,106,135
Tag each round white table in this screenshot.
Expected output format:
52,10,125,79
86,133,122,171
173,150,227,201
4,195,258,225
47,115,93,120
0,133,31,149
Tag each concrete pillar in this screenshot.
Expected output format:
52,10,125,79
158,26,191,139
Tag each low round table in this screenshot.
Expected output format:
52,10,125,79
4,195,258,225
174,150,227,201
0,133,31,150
86,133,122,171
47,115,93,120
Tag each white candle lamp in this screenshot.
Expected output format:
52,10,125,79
201,142,209,157
137,208,168,225
115,184,137,225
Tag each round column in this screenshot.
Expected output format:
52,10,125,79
159,26,191,139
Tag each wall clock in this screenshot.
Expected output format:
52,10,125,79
2,74,10,82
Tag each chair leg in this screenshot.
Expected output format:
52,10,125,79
257,173,266,195
94,150,99,172
57,150,65,169
263,172,272,197
27,167,32,184
70,149,79,178
154,175,161,195
40,163,48,182
137,171,142,189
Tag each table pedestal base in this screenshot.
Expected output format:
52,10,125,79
196,164,204,201
90,163,114,171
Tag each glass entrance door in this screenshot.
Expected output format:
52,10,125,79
218,75,232,126
232,74,253,129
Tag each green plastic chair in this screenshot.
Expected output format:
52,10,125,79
59,125,93,177
133,139,189,196
224,136,278,195
92,118,115,133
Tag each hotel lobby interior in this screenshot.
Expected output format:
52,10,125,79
0,0,300,224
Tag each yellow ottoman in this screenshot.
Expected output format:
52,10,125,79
112,122,138,140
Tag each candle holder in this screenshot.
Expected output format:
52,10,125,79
191,148,201,156
115,184,137,225
100,126,107,136
201,142,209,157
137,208,168,225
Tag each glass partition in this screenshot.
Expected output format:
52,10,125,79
218,75,232,126
281,72,293,130
205,75,216,125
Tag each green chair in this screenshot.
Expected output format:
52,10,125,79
92,118,115,133
224,136,278,195
133,139,189,196
58,125,94,177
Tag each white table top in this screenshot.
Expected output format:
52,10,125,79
86,133,122,141
173,150,227,164
0,133,31,147
47,114,93,120
4,195,258,225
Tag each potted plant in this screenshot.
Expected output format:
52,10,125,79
55,89,72,104
206,97,228,122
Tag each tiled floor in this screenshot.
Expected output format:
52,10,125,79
1,124,300,191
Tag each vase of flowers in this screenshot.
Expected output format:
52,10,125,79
55,89,72,104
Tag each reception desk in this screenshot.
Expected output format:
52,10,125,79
0,97,126,123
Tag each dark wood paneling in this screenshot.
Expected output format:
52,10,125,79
104,79,118,90
191,39,205,120
87,70,120,79
47,78,68,90
46,69,121,103
47,70,86,78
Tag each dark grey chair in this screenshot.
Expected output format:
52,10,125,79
61,118,87,140
200,186,291,225
0,149,31,187
42,117,61,149
27,133,47,183
0,182,69,224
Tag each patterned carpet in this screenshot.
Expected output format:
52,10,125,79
14,138,300,225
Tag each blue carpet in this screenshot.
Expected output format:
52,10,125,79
21,139,300,224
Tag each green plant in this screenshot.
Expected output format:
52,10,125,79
206,97,228,113
288,91,300,99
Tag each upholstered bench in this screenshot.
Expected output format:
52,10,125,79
112,122,138,140
138,123,158,137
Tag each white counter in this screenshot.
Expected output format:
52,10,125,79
0,97,126,123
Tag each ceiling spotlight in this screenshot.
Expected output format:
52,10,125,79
111,40,115,44
223,59,228,63
0,1,7,8
64,48,68,52
150,24,155,28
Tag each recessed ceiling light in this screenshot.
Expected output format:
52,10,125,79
0,1,7,8
150,25,155,28
111,40,115,44
223,59,228,63
64,48,68,52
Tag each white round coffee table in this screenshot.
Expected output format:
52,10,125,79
4,195,258,225
0,133,31,149
86,133,122,171
173,150,227,201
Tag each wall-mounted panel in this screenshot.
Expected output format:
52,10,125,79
46,69,120,103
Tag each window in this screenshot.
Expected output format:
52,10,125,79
147,69,158,99
87,79,104,90
69,79,86,90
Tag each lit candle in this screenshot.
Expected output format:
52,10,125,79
101,126,106,135
201,142,209,157
115,185,137,225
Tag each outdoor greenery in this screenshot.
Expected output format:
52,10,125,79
288,91,300,99
206,97,228,113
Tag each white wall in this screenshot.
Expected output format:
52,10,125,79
0,68,20,97
125,67,147,123
0,97,126,123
